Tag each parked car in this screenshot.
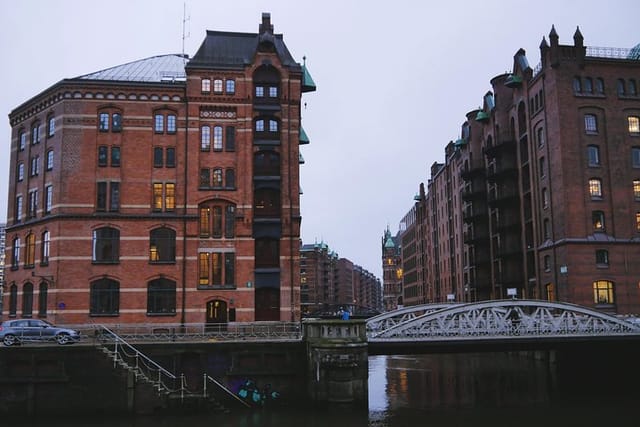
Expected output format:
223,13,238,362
0,319,81,346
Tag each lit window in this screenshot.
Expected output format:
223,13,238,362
589,178,602,198
213,79,223,93
226,79,235,94
213,126,223,151
585,114,598,133
202,78,211,93
212,168,223,187
593,280,614,304
636,212,640,232
201,126,211,151
199,253,210,286
546,283,554,301
154,114,164,133
634,180,640,199
592,210,605,231
587,145,600,166
149,227,176,263
629,116,640,134
199,201,236,239
153,183,176,211
25,233,35,267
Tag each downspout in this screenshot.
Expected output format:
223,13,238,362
181,86,189,327
288,73,295,322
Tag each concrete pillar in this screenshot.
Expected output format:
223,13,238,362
303,319,368,408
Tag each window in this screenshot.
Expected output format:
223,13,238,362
152,183,175,212
225,169,235,189
25,233,35,267
44,185,53,214
636,212,640,232
166,147,175,167
202,78,211,93
593,280,614,304
12,237,20,268
98,146,108,166
213,79,223,93
629,116,640,134
617,79,626,96
539,157,546,177
112,113,122,132
542,188,549,208
17,163,24,181
30,156,40,176
19,130,26,151
198,252,235,287
201,126,211,151
584,77,593,94
99,113,109,131
38,282,48,317
41,230,50,265
537,127,545,148
154,114,164,133
584,114,598,133
269,87,278,98
110,182,120,211
147,278,176,314
47,115,55,137
572,77,582,93
97,182,119,212
587,145,600,166
15,195,23,223
633,147,640,168
630,80,638,96
167,115,176,133
589,178,602,198
154,147,163,167
213,126,223,151
595,78,604,94
226,126,235,151
592,210,605,231
27,190,38,219
543,255,551,272
213,168,223,187
22,283,33,317
595,249,609,266
543,218,550,239
111,146,120,167
269,120,278,132
9,284,17,317
90,278,120,316
226,79,235,94
200,169,210,187
198,201,236,238
255,86,264,97
255,120,264,132
46,150,54,170
97,182,107,211
635,180,640,199
546,283,555,301
92,227,120,263
31,122,40,144
149,227,176,263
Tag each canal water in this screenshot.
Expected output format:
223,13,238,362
13,352,638,426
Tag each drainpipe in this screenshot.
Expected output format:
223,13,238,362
181,88,189,328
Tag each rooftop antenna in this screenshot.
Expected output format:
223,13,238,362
182,2,191,61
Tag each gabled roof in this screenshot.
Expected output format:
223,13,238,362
186,30,299,70
76,54,188,82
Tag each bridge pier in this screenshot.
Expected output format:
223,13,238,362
303,320,368,408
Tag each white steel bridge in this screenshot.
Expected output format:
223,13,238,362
366,299,640,352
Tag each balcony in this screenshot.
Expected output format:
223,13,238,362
486,161,518,182
484,139,517,158
461,185,487,201
460,165,486,180
462,205,487,223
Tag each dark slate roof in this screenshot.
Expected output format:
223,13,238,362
76,54,188,82
186,30,300,70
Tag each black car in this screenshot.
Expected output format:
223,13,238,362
0,319,81,346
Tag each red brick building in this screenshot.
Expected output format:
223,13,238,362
390,27,640,314
3,14,316,324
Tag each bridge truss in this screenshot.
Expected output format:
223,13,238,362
366,299,640,341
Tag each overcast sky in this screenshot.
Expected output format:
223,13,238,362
1,0,638,278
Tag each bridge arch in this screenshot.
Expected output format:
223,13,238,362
367,299,640,340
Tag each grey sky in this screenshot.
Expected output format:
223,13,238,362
1,0,638,278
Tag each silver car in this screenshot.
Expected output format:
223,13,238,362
0,319,81,346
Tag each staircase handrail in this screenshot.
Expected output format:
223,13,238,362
204,374,251,408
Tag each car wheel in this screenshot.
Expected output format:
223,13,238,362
55,333,71,345
2,335,17,346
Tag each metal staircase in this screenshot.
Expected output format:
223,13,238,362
94,325,250,410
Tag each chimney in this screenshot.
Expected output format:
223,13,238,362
259,12,274,34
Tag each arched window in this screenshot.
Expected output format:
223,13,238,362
147,278,176,314
22,282,34,317
92,227,120,263
90,278,120,316
38,281,48,317
201,125,211,151
199,201,236,238
593,280,614,304
9,284,18,316
213,126,223,151
25,233,35,267
201,78,211,93
253,65,280,104
149,227,176,263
